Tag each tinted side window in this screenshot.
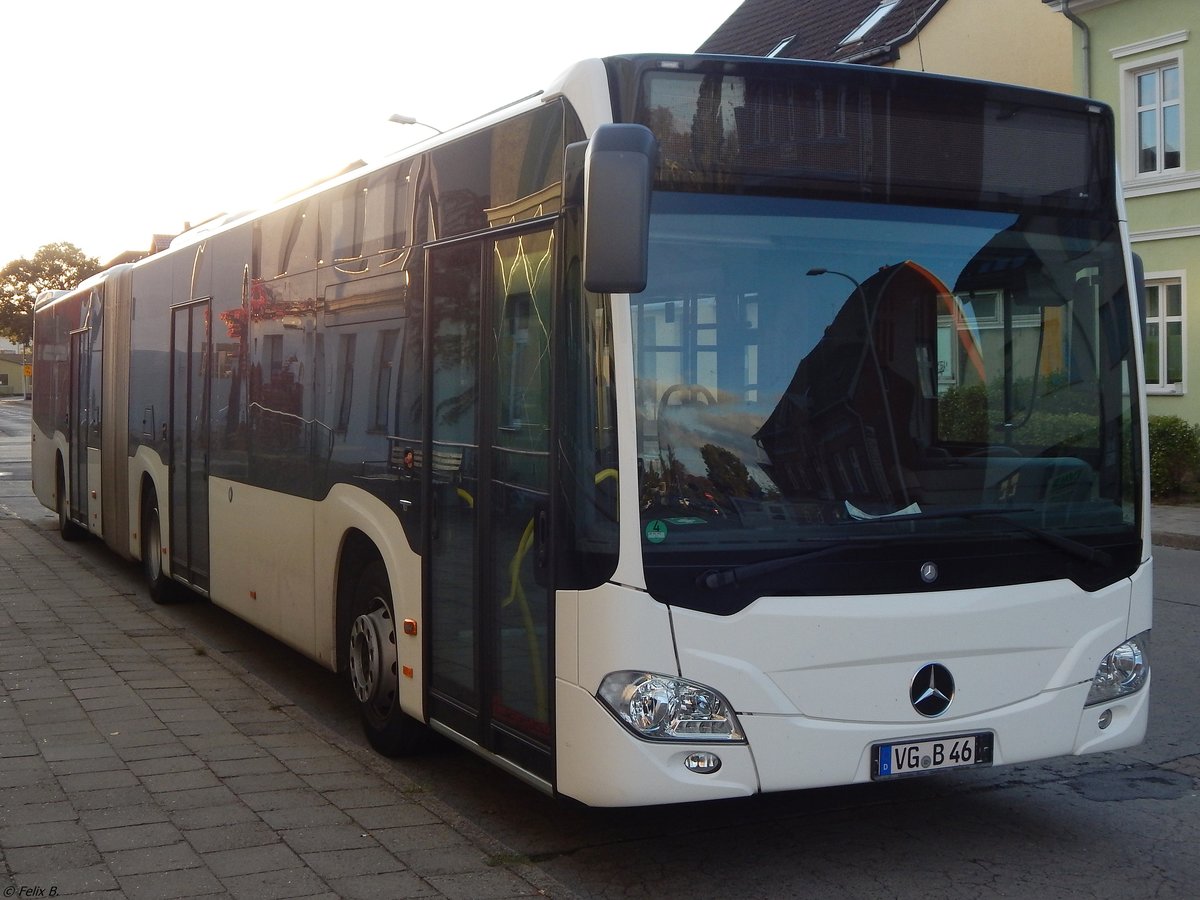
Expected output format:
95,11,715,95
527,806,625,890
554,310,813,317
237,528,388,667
430,102,565,240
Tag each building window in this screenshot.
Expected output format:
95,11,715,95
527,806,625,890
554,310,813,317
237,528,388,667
1135,62,1182,175
1145,276,1184,393
841,1,900,46
766,36,794,58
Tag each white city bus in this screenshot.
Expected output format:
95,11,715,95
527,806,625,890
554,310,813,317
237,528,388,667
32,54,1151,807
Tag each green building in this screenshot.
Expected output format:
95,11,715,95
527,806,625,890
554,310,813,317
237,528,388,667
1047,0,1200,421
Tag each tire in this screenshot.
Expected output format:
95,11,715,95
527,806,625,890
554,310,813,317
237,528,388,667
56,464,86,542
347,559,427,755
141,497,173,604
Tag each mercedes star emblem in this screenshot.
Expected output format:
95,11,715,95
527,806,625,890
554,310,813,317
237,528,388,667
910,663,955,717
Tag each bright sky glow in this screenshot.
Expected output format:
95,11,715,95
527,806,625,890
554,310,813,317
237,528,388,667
1,0,736,266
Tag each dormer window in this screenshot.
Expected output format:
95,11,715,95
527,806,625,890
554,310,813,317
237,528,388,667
840,0,901,46
767,35,795,58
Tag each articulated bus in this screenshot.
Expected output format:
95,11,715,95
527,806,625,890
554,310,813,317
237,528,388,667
33,55,1151,806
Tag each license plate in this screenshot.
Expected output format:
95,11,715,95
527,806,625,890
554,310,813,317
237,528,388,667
872,732,993,779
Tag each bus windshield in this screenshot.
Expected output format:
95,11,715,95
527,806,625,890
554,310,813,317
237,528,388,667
632,191,1141,607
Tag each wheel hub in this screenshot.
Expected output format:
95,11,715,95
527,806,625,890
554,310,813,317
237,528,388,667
349,605,398,710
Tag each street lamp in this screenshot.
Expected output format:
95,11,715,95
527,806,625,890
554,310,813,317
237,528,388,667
387,114,444,134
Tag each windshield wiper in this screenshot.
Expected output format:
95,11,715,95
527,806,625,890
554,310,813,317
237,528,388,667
697,507,1113,592
696,542,879,591
843,505,1113,567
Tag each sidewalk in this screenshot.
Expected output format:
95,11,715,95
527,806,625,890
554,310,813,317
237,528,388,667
0,516,569,900
2,500,1196,900
1150,503,1200,551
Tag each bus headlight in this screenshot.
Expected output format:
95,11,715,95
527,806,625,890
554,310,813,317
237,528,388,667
1085,631,1150,706
597,671,745,742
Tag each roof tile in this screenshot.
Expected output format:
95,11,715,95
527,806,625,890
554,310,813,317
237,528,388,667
697,0,946,63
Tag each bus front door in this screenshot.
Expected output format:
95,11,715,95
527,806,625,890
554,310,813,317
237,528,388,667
169,299,212,593
426,228,555,780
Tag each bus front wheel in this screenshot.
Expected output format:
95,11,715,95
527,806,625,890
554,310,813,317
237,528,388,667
347,559,426,756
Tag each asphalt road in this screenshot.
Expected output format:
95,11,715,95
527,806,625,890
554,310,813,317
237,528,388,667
4,398,1197,898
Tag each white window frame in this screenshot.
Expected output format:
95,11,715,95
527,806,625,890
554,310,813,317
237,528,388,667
766,36,795,58
840,1,900,46
1144,271,1186,395
1120,50,1185,183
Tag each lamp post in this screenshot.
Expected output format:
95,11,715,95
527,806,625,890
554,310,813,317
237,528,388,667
806,266,910,506
387,114,444,134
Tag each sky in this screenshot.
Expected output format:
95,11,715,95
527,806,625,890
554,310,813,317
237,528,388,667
1,0,737,267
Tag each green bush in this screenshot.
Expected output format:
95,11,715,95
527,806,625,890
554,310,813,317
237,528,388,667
938,384,989,442
1148,415,1200,498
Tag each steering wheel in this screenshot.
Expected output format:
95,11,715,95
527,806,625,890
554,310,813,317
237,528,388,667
658,383,716,411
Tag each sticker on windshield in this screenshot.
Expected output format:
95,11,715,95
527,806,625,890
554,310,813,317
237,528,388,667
666,517,707,526
645,520,669,543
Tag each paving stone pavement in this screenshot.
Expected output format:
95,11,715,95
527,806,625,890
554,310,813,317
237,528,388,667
3,450,1196,900
0,516,572,899
1150,501,1200,551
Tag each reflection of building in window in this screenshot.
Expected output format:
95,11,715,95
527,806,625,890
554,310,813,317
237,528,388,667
936,290,1047,395
371,329,400,432
264,334,284,379
336,334,356,431
1145,276,1184,393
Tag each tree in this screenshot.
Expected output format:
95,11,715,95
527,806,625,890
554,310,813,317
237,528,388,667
0,242,100,346
700,443,758,499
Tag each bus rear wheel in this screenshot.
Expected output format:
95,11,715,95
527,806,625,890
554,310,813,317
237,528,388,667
347,559,426,756
141,496,172,604
56,464,86,542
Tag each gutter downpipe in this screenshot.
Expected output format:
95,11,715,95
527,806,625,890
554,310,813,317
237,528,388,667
1061,0,1092,97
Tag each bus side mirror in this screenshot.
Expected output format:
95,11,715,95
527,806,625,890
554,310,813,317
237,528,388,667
583,124,657,294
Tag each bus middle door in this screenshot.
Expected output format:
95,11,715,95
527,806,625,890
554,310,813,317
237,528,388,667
169,298,212,593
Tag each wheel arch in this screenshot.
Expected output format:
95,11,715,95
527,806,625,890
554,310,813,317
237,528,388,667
335,528,387,676
136,467,168,566
125,447,169,562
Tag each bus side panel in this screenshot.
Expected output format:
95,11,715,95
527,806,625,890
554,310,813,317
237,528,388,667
30,420,57,513
207,475,317,661
205,478,421,697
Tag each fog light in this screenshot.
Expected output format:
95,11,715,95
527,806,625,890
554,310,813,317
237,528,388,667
684,751,722,774
1097,709,1112,730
